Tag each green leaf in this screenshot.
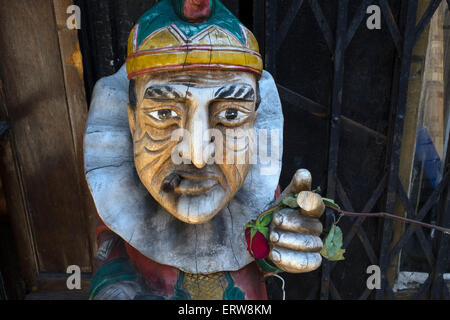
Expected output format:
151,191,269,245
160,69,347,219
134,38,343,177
322,197,341,210
326,224,342,257
330,248,346,261
255,258,283,273
258,227,269,240
259,212,273,227
244,221,256,231
320,225,345,261
320,247,346,261
281,195,299,208
250,228,257,241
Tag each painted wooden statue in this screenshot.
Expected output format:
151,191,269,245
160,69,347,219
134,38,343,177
85,0,324,300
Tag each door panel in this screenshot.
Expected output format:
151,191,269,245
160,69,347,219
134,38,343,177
0,0,94,283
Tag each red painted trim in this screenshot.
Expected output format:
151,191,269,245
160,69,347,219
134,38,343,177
96,218,112,238
127,45,262,59
169,24,189,41
190,24,245,46
127,64,262,79
274,184,281,200
137,24,176,51
240,25,248,47
133,23,140,51
230,262,268,300
125,243,179,297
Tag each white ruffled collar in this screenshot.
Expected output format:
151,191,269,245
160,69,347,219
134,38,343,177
84,65,284,273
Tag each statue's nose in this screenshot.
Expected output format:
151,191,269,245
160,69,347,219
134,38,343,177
182,105,214,169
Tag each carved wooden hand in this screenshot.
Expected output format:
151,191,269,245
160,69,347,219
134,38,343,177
269,169,324,273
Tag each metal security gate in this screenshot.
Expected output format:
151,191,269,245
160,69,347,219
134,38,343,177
258,0,450,299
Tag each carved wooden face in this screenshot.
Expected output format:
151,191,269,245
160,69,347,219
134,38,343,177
128,70,258,224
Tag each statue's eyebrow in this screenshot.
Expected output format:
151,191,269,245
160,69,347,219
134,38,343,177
214,83,255,101
144,85,185,100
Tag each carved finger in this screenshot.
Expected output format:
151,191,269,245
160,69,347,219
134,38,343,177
269,247,322,273
272,208,323,235
280,169,312,198
297,191,325,219
270,228,323,252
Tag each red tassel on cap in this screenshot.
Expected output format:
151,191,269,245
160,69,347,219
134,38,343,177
183,0,211,23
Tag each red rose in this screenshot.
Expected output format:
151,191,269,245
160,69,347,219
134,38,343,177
245,228,270,260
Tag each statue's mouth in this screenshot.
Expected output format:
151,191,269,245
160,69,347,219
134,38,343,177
162,170,221,195
174,178,218,194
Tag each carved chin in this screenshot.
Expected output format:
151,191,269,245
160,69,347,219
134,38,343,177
172,184,227,224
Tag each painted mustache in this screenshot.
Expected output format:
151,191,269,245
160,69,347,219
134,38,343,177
161,170,222,194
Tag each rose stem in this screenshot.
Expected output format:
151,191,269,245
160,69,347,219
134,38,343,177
326,205,450,235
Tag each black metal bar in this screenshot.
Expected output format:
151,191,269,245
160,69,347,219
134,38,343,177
327,175,387,282
275,0,305,51
357,228,379,265
336,179,378,265
325,0,348,213
386,285,396,299
308,0,335,54
396,179,436,268
414,228,436,267
362,175,389,214
252,0,265,59
358,287,372,300
277,85,328,117
342,174,388,250
277,86,387,141
377,0,418,300
321,0,348,300
387,172,449,266
379,0,403,56
329,280,342,300
414,0,443,44
264,0,277,77
337,178,355,211
345,0,375,49
341,116,387,143
413,275,432,299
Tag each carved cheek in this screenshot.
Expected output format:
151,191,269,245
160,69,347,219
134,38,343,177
216,123,253,193
133,120,179,178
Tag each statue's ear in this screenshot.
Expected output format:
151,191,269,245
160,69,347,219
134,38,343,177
128,78,138,138
127,104,135,138
255,82,261,111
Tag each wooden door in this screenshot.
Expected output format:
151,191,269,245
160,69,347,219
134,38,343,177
0,0,96,298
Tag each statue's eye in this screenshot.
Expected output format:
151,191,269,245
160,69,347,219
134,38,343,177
149,109,178,121
217,108,248,123
225,109,238,120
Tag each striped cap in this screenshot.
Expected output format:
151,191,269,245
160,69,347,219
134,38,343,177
126,0,262,79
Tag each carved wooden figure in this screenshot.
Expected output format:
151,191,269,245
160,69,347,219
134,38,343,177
84,0,324,300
